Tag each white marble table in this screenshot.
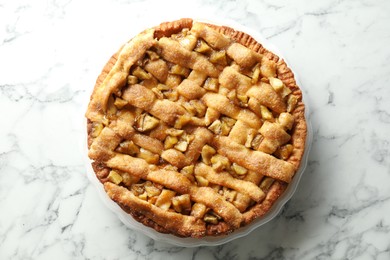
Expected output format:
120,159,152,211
1,0,390,259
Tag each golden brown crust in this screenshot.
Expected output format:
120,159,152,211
154,18,193,39
242,181,287,225
105,182,207,237
86,18,307,238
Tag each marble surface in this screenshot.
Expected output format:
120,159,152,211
1,0,390,259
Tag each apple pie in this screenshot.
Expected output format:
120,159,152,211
86,18,307,238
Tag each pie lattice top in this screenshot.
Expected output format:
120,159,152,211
86,18,307,238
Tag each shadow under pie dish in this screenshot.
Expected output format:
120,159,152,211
86,18,308,239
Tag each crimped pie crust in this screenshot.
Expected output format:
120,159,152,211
86,18,307,238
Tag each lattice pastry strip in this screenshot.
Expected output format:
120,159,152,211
212,136,295,183
194,163,265,202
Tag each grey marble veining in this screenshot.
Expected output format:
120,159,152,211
1,0,390,259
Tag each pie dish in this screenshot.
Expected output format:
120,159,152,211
85,18,307,238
